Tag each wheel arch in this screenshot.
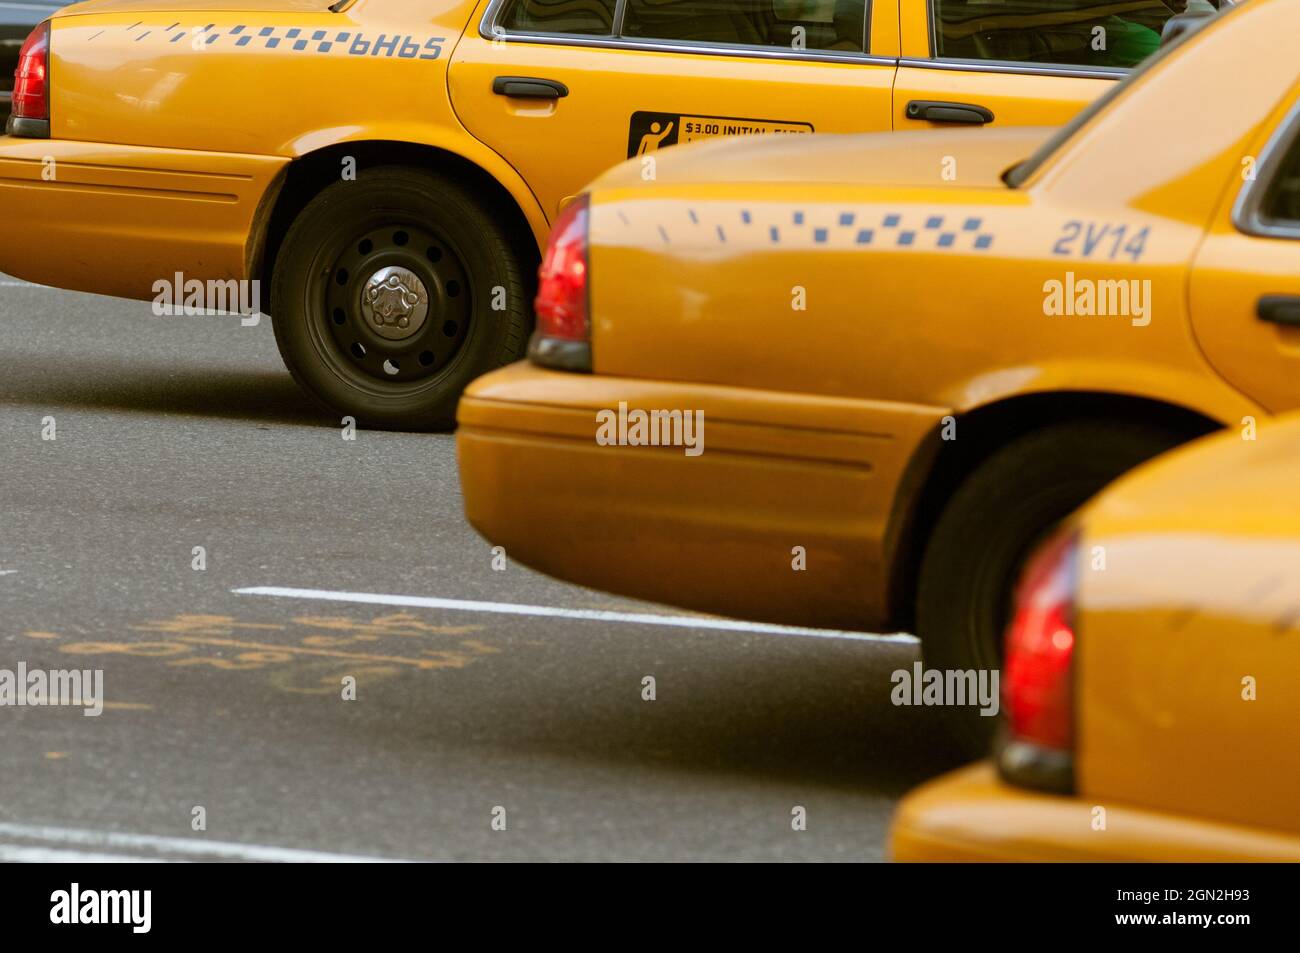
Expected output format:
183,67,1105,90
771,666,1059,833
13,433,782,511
885,390,1224,633
249,139,545,315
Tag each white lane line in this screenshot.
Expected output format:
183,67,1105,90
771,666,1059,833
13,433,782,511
0,281,35,288
0,570,16,576
0,822,415,863
234,586,918,644
0,844,163,863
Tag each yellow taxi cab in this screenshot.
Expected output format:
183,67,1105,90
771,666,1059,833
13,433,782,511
0,0,1210,429
457,0,1300,686
890,411,1300,862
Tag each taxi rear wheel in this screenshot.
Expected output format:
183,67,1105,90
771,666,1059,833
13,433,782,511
915,420,1186,754
270,166,529,431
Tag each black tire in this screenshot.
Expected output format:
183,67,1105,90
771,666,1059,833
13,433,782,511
270,166,529,431
916,420,1187,753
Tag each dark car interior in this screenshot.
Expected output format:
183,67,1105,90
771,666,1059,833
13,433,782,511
502,0,621,35
502,0,868,52
623,0,867,52
1263,134,1300,226
933,1,1230,68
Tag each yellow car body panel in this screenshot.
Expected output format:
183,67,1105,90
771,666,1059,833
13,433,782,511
1075,418,1300,840
448,42,899,221
892,765,1300,862
893,412,1300,861
0,0,556,301
895,0,1114,132
0,0,1182,305
583,163,1240,416
50,3,477,157
459,362,944,628
0,137,284,298
459,0,1300,632
870,0,899,59
1188,90,1300,416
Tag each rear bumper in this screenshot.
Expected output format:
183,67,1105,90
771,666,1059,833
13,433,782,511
456,362,945,631
891,763,1300,862
0,136,285,300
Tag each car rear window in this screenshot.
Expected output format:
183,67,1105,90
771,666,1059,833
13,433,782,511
931,0,1225,70
497,0,870,53
622,0,867,52
499,0,620,36
1259,122,1300,227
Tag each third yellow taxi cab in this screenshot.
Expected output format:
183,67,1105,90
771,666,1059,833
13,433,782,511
890,411,1300,862
458,0,1300,684
0,0,1212,428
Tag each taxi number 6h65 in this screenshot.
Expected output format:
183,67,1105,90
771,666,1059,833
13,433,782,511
345,34,443,59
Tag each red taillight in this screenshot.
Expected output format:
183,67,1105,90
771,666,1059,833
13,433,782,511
1003,530,1078,753
534,195,589,342
12,22,50,122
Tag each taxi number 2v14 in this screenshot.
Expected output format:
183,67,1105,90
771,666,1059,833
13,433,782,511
1053,221,1150,262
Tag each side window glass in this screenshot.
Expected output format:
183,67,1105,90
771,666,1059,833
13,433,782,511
930,0,1221,70
1260,129,1300,227
621,0,868,53
499,0,619,36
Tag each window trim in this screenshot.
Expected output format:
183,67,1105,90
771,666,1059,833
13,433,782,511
923,0,1166,80
479,0,892,67
899,55,1125,82
1233,99,1300,242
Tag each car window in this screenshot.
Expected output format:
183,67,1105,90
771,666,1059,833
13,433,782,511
1258,124,1300,227
931,1,1223,70
499,0,620,37
621,0,869,53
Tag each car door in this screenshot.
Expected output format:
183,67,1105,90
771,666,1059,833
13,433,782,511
893,0,1190,133
449,0,897,221
1189,92,1300,415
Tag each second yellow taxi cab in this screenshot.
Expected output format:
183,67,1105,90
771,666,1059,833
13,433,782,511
891,411,1300,862
458,0,1300,688
0,0,1212,428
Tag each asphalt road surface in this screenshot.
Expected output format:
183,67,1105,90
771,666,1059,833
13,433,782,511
0,275,967,862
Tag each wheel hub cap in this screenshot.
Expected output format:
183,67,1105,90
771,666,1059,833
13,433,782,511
360,265,429,341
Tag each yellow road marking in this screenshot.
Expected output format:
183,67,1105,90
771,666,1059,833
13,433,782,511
171,635,468,670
